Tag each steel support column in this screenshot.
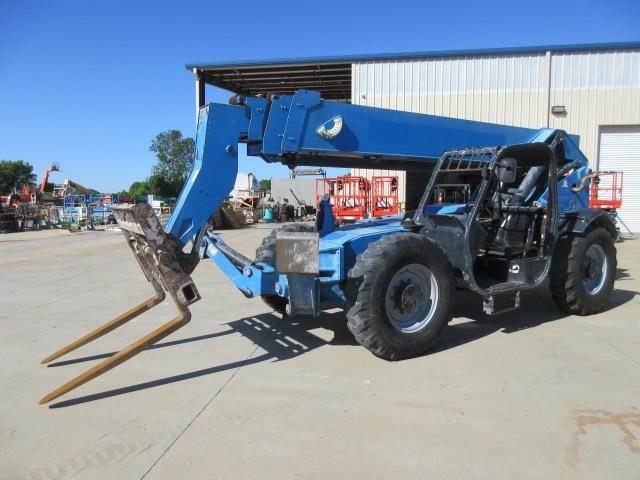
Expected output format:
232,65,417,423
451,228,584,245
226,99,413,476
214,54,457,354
194,68,205,125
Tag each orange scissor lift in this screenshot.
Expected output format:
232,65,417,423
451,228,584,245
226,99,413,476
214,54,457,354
370,176,399,216
588,170,632,235
317,175,399,222
589,171,623,210
334,176,370,221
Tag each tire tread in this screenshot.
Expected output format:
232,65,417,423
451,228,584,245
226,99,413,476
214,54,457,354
345,232,452,360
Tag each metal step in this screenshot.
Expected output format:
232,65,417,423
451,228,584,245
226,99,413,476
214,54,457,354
482,291,521,315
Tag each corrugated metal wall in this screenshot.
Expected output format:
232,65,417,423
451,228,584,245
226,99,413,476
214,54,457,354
351,48,640,204
549,50,640,168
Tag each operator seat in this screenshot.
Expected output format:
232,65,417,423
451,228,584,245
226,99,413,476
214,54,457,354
494,164,547,251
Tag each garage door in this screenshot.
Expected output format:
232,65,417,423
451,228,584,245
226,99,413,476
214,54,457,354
598,126,640,233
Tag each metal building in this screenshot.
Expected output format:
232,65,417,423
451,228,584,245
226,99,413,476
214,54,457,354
188,41,640,230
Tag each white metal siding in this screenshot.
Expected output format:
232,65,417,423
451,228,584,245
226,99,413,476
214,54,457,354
352,54,549,126
351,53,550,205
598,126,640,232
351,48,640,206
550,50,640,166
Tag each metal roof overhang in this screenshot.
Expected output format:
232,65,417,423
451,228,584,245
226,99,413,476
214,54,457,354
186,41,640,102
190,60,352,101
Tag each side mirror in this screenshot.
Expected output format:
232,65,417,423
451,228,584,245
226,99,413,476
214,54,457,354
497,157,517,184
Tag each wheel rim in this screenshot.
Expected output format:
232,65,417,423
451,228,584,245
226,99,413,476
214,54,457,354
582,243,608,295
384,263,439,333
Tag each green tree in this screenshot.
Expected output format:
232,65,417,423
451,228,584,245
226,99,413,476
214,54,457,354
0,160,36,194
128,180,150,198
149,130,195,195
148,174,176,198
259,179,271,191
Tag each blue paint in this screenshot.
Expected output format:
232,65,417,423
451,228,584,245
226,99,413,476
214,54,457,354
168,89,543,246
166,103,248,244
204,233,277,297
265,90,539,161
316,196,336,235
165,89,598,317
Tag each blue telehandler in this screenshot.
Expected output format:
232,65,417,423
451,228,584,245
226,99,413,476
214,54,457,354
40,89,617,404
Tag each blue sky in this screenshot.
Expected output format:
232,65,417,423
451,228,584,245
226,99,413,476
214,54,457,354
1,0,639,193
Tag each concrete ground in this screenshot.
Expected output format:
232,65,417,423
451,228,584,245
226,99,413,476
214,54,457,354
1,225,639,480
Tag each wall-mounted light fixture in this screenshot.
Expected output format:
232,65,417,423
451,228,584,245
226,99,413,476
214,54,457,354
551,105,567,115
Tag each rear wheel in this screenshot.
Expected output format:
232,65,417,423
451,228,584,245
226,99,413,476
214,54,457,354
255,223,315,314
346,232,453,360
550,227,617,315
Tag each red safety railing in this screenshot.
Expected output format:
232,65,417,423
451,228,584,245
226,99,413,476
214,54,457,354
316,177,337,215
317,176,373,222
371,176,399,217
334,176,370,221
589,171,623,210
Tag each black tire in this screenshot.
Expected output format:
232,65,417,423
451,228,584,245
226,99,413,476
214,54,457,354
345,232,453,360
550,227,617,315
255,223,315,314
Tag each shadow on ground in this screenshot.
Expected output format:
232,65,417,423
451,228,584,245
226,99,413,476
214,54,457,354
48,283,637,408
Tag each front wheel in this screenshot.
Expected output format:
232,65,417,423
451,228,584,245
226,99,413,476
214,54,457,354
346,232,453,360
550,227,617,315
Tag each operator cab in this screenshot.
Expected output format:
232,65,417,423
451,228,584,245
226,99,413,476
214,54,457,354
407,139,559,302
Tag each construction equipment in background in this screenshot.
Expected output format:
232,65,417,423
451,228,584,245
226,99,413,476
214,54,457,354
220,203,246,228
0,164,129,232
56,178,129,229
38,163,61,196
269,177,316,221
316,176,371,222
230,172,259,200
588,171,623,210
1,163,61,207
289,188,304,208
333,176,370,221
0,203,17,232
58,192,121,227
0,163,63,231
316,175,400,221
231,190,264,224
40,88,619,405
60,179,100,196
229,172,264,223
574,170,632,237
208,202,247,229
287,188,315,219
20,163,62,203
290,168,326,178
370,176,399,217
